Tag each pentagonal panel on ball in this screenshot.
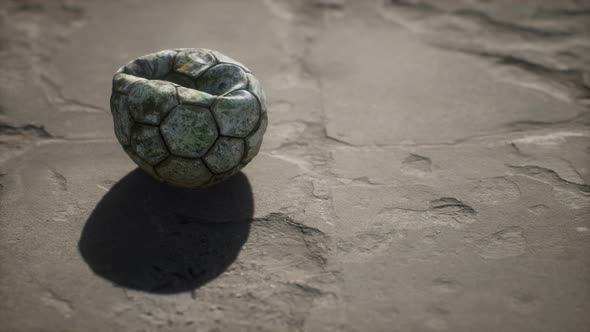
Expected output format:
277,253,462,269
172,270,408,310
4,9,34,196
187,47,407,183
195,64,248,96
128,80,178,125
160,105,218,158
155,156,213,188
203,137,245,174
211,90,260,138
129,124,169,165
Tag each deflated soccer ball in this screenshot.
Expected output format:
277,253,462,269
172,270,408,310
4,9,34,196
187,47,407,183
110,48,267,188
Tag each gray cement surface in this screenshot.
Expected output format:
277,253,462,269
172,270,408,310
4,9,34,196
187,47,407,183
0,0,589,331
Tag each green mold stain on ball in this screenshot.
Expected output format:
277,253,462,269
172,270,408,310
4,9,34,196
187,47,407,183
110,48,267,188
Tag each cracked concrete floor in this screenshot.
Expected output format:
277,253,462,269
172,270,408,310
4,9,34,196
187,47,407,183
1,0,589,331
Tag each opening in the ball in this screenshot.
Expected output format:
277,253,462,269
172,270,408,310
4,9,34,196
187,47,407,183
124,49,250,97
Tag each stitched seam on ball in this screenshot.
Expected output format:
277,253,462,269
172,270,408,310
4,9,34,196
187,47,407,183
154,49,179,80
211,51,252,74
216,66,249,97
176,86,215,108
229,88,263,138
170,49,181,80
208,49,220,65
173,86,182,105
183,49,220,85
157,124,173,157
246,84,264,137
152,156,170,182
172,49,217,83
115,77,145,95
207,98,223,137
236,138,247,167
200,156,218,175
173,65,214,84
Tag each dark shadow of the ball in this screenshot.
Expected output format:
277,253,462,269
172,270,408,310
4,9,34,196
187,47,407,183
78,169,253,294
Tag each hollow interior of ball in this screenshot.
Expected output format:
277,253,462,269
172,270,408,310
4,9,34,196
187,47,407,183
124,49,250,97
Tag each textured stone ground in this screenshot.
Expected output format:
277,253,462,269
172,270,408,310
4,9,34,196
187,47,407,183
0,0,589,331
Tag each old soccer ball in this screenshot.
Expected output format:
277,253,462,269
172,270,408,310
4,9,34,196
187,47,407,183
110,49,267,188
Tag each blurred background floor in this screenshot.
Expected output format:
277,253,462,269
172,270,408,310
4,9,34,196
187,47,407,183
0,0,589,331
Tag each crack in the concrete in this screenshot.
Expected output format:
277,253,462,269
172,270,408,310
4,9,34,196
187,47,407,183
376,197,477,230
437,46,590,102
0,121,54,138
509,164,590,192
381,0,590,109
49,168,68,191
38,74,105,113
